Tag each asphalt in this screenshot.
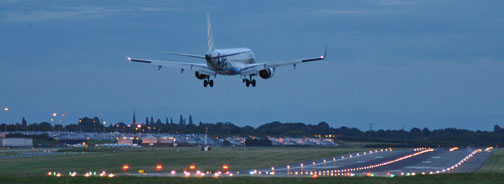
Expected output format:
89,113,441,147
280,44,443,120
103,147,494,178
241,147,493,177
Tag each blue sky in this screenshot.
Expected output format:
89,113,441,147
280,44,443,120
0,0,503,130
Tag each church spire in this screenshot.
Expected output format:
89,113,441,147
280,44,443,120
133,111,137,124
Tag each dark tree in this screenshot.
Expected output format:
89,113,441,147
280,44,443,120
21,117,27,129
494,125,502,133
179,114,184,125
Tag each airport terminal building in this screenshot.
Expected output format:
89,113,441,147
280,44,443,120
0,138,33,147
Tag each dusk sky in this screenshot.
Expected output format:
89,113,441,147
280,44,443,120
1,0,503,130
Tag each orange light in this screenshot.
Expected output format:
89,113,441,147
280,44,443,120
52,113,57,117
189,164,196,170
222,164,229,170
123,164,129,171
156,164,163,170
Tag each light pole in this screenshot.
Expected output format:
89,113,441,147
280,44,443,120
3,107,8,133
61,113,66,132
103,121,106,133
51,113,57,132
93,120,96,132
79,119,82,133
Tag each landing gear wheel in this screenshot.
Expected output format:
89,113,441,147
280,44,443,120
245,80,250,87
209,80,214,87
203,80,208,87
251,79,256,87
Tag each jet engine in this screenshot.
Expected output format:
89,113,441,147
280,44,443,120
195,72,209,80
259,68,275,79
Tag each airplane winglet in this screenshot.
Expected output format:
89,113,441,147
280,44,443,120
323,45,327,59
301,45,328,62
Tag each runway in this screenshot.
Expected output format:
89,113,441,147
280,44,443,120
46,147,494,178
244,147,493,177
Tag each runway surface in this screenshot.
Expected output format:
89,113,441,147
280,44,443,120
47,147,494,178
243,147,493,177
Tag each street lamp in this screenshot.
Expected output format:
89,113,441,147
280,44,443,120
2,107,8,133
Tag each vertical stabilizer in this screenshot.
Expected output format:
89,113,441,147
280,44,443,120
207,11,215,52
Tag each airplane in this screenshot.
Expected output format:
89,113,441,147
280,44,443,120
127,12,327,87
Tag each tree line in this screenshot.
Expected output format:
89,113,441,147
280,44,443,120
1,116,503,147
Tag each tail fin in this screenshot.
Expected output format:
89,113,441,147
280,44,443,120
207,11,215,52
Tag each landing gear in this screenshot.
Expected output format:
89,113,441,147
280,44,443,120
203,79,214,87
243,75,256,87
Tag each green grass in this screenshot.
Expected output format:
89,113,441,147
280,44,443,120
0,147,365,176
0,148,40,156
479,149,504,173
1,173,504,184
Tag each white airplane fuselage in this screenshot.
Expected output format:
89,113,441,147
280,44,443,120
206,48,255,75
127,12,326,88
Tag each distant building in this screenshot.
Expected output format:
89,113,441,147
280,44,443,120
141,136,157,146
158,136,175,144
118,137,133,144
0,138,33,147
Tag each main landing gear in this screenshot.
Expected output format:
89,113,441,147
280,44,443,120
243,75,256,87
203,79,214,87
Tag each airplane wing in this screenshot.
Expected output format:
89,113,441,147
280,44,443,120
127,57,215,75
239,46,327,76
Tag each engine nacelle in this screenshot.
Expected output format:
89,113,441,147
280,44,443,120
195,72,209,80
259,68,275,79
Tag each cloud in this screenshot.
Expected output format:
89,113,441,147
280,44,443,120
0,6,176,22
